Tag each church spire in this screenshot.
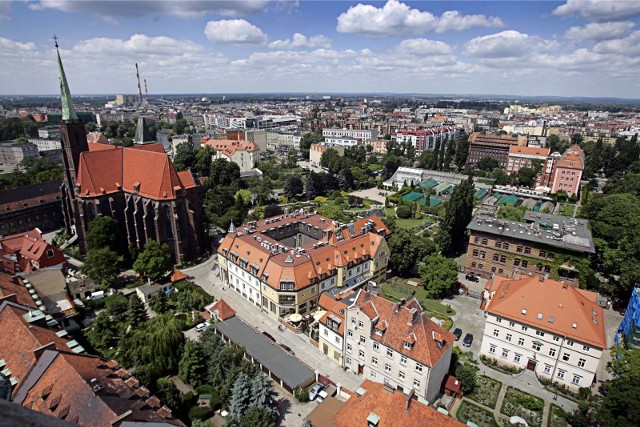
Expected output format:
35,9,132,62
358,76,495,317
55,36,78,122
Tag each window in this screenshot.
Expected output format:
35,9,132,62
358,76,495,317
385,364,391,373
496,317,502,323
473,249,479,257
532,343,541,351
514,353,521,363
562,353,570,362
481,238,488,245
518,338,525,346
557,369,566,380
493,254,499,262
539,250,546,258
489,344,497,354
359,350,365,359
346,357,351,364
335,336,340,344
536,330,545,337
499,268,504,275
517,246,524,253
371,371,376,378
474,236,480,244
578,358,586,368
415,363,423,373
358,320,364,329
348,330,353,337
495,241,502,248
521,260,528,268
506,333,512,342
524,247,531,255
566,340,574,347
351,318,356,325
521,326,528,332
347,344,352,353
413,379,420,389
549,348,556,357
373,342,379,351
359,336,366,345
324,329,329,336
514,259,521,266
493,329,500,337
398,371,405,381
372,357,378,367
544,364,552,374
400,355,407,366
553,336,560,342
500,255,507,263
509,321,515,327
503,243,510,250
386,348,393,358
572,375,582,385
502,348,509,358
583,345,589,352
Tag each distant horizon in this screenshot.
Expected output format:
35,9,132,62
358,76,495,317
1,1,640,98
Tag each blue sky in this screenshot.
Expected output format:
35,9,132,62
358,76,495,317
1,0,640,97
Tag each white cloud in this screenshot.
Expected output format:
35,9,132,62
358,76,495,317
73,34,204,56
397,38,452,56
553,0,640,21
464,30,555,59
594,31,640,56
30,0,269,18
336,0,502,37
204,19,267,46
0,1,11,19
268,33,331,49
565,21,635,41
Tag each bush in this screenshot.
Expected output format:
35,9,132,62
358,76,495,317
396,205,412,219
188,405,213,421
515,393,544,411
314,196,327,203
294,386,310,402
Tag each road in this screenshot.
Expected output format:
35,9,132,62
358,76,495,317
182,256,364,392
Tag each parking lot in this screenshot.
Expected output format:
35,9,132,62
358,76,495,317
445,294,486,355
348,187,393,205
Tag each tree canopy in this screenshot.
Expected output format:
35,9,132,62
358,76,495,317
81,247,120,287
85,216,119,253
388,229,436,276
133,240,173,282
438,177,474,256
419,254,459,298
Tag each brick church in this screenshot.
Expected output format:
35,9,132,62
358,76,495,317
56,46,205,263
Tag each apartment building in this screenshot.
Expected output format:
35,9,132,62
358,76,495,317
343,291,454,403
322,128,379,142
201,138,259,173
317,291,354,365
550,145,585,197
324,136,358,147
309,143,345,167
392,127,459,154
466,132,527,168
481,276,606,391
217,214,390,319
0,141,39,163
506,146,550,175
465,211,595,286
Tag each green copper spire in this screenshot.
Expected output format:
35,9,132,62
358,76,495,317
55,37,78,122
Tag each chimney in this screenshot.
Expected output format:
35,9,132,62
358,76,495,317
562,282,569,289
405,389,415,411
538,276,544,283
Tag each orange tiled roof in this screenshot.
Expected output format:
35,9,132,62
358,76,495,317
201,138,258,158
508,145,550,157
485,276,606,348
351,291,454,368
0,273,35,308
331,380,464,427
76,144,195,200
169,268,187,283
206,299,236,320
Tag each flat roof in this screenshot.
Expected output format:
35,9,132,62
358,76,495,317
213,317,314,390
467,211,595,254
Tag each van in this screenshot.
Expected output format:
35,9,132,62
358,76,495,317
89,291,105,300
195,323,209,333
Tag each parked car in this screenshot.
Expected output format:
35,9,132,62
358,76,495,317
262,331,276,343
279,344,295,356
308,383,324,401
195,323,209,333
462,333,474,347
465,274,479,282
453,328,463,341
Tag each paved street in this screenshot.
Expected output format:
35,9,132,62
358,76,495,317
182,256,364,392
447,294,486,355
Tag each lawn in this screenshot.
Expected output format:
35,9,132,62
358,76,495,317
457,400,498,427
558,203,576,217
500,387,545,427
379,281,456,315
547,404,569,427
384,207,424,230
467,376,502,409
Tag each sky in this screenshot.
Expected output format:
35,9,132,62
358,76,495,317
1,0,640,98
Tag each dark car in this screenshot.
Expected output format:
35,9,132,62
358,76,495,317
262,331,276,343
279,344,295,356
465,274,479,283
453,328,463,341
462,333,474,347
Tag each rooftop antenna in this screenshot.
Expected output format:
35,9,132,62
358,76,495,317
135,63,142,104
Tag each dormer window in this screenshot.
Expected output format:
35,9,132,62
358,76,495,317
374,328,384,336
403,341,414,350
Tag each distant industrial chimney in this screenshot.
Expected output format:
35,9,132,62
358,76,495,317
144,78,148,102
135,63,142,104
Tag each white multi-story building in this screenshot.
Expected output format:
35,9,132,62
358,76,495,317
481,276,607,391
317,292,351,365
29,138,62,152
322,128,378,142
343,291,453,403
324,136,358,147
505,145,550,175
201,138,259,173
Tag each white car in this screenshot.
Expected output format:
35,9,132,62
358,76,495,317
308,383,324,401
195,323,209,333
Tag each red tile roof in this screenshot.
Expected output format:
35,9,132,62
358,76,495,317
485,276,606,348
508,145,550,157
201,138,258,158
206,299,236,321
350,291,454,368
0,272,35,308
331,380,464,427
169,268,187,283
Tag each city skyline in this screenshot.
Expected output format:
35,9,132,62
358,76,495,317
1,0,640,98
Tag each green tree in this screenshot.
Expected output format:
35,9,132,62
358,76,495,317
133,240,173,282
388,230,436,276
455,363,478,394
438,177,474,256
284,175,304,199
492,168,510,185
476,157,500,172
155,378,182,416
81,248,121,287
454,134,469,169
239,406,275,427
419,254,459,298
179,340,208,388
85,216,119,253
264,204,283,219
229,372,253,419
84,311,121,351
517,167,536,187
250,374,279,419
173,140,197,171
127,294,148,325
396,205,412,219
194,145,214,177
106,294,129,318
497,205,526,222
150,290,169,314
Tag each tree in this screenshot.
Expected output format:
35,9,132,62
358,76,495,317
173,141,197,171
476,157,500,172
264,204,283,219
419,254,459,298
179,341,207,388
150,289,169,314
133,240,173,282
492,168,510,185
81,248,120,287
194,145,214,177
85,311,121,351
229,372,253,419
250,375,279,419
284,175,304,199
302,420,312,427
517,167,536,187
454,134,469,169
497,205,526,222
396,205,412,219
239,406,275,427
85,216,119,253
106,294,129,318
155,378,183,416
127,294,148,325
455,363,478,394
388,230,436,276
438,177,475,256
